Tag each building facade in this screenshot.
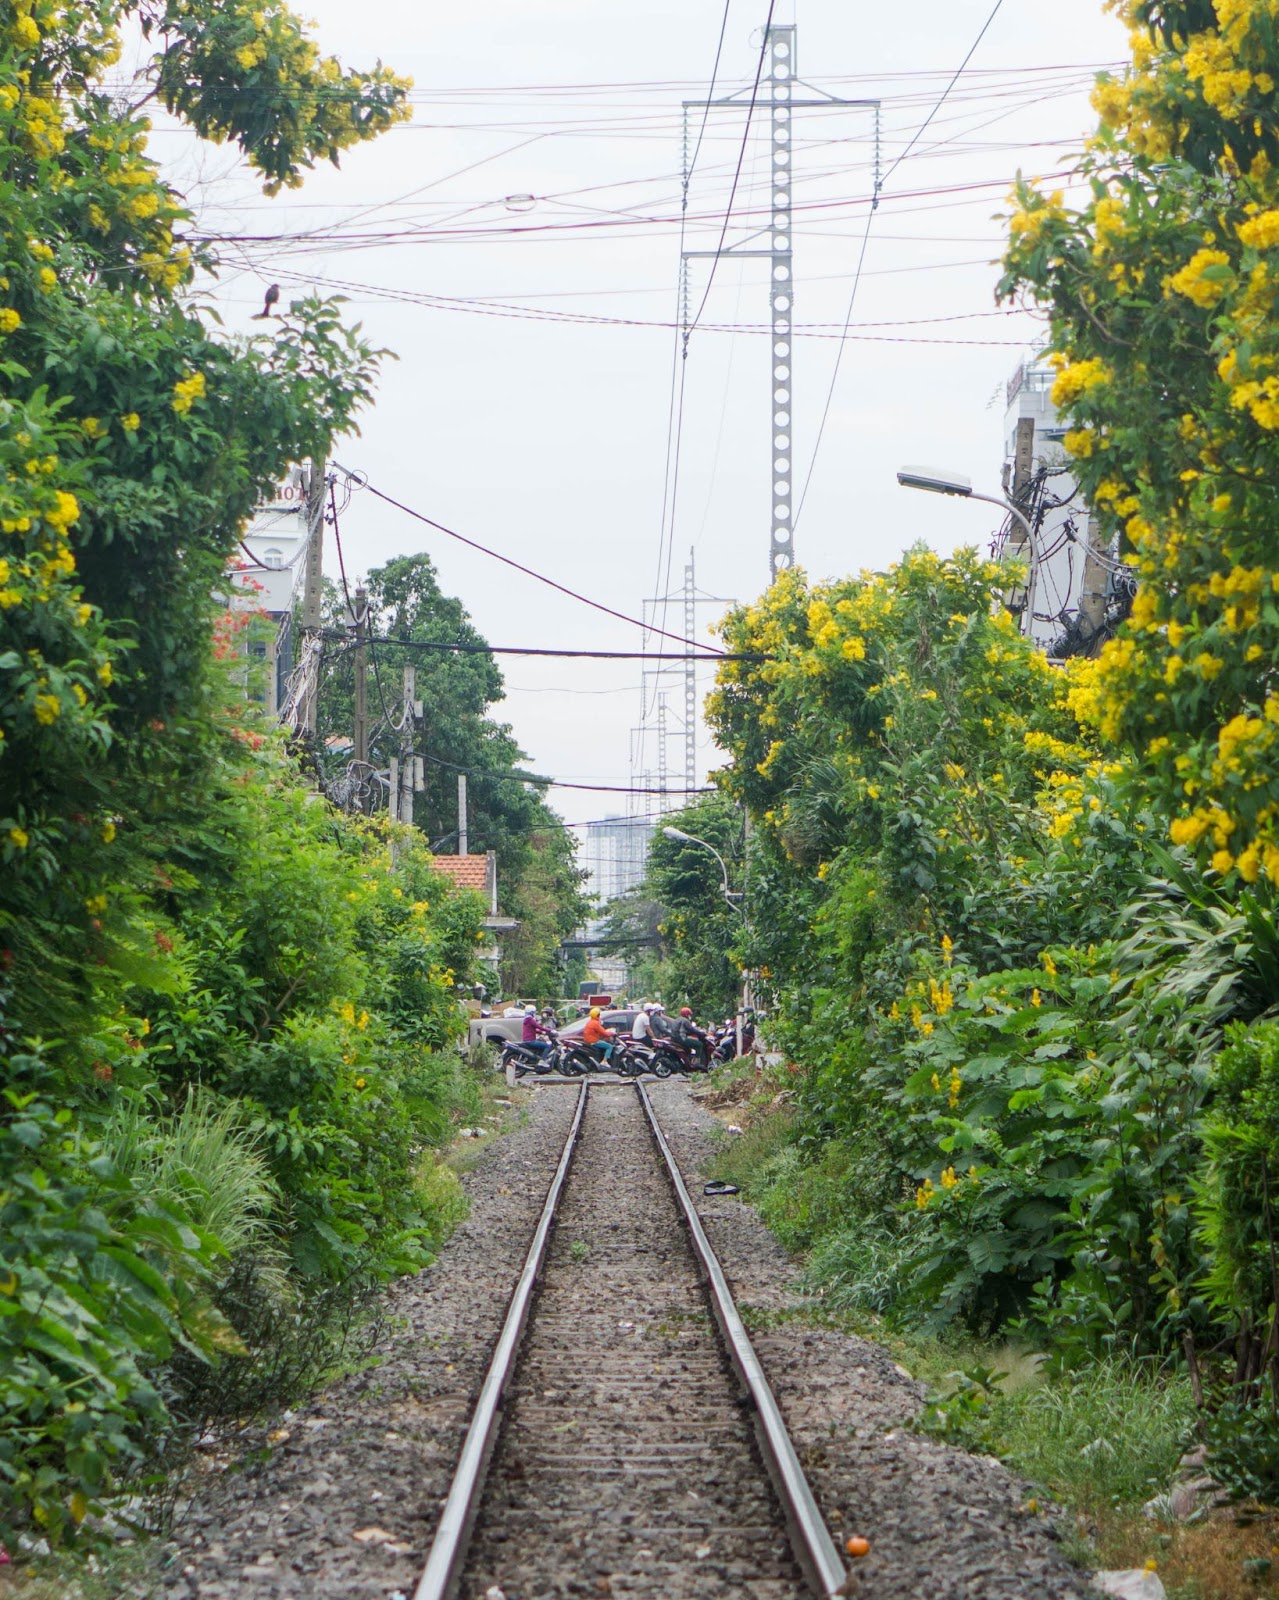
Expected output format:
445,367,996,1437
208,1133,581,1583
225,463,314,713
1000,362,1129,657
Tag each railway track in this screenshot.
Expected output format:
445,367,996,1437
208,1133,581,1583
414,1080,847,1600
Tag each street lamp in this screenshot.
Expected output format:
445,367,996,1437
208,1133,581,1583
661,825,749,1057
661,826,742,913
896,465,1036,546
897,464,1039,629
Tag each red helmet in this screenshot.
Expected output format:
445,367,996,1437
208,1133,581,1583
679,1006,693,1018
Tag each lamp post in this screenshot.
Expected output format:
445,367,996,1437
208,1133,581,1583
896,465,1039,624
661,825,742,914
661,825,748,1057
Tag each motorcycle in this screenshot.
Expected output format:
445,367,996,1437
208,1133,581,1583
501,1037,557,1076
646,1035,707,1076
619,1038,672,1078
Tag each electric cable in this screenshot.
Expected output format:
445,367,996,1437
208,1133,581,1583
342,473,726,655
331,635,764,662
685,0,777,339
420,749,715,797
792,0,1011,532
328,478,405,736
645,0,739,705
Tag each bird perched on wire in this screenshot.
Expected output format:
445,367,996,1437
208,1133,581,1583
251,283,280,320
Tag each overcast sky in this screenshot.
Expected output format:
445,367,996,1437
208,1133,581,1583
157,0,1124,831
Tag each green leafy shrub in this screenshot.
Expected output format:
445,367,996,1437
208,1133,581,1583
0,1066,233,1541
1202,1378,1279,1504
1198,1021,1279,1342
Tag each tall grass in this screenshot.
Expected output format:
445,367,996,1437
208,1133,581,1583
994,1358,1195,1512
104,1089,285,1274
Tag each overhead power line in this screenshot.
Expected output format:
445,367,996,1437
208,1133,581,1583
686,0,777,339
335,635,763,663
339,471,726,656
420,749,715,797
795,0,1013,531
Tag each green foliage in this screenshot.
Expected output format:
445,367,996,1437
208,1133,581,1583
1202,1378,1279,1504
1197,1021,1279,1342
704,549,1277,1366
916,1364,1009,1454
312,556,590,997
0,0,493,1544
603,792,744,1017
0,1065,233,1541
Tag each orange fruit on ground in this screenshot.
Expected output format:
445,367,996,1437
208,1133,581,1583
845,1536,871,1558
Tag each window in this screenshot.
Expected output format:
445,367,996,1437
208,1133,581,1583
262,548,283,569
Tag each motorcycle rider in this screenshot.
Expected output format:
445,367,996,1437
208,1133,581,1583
582,1005,616,1065
672,1005,710,1067
631,1002,655,1045
521,1002,555,1060
648,1002,673,1040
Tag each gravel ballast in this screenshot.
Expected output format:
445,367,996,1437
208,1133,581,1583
134,1077,1100,1600
647,1080,1098,1600
144,1086,578,1600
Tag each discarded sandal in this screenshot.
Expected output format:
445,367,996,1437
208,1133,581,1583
703,1180,740,1196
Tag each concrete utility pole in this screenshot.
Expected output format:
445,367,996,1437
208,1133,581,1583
1005,417,1037,629
352,584,368,766
399,664,416,825
299,457,326,734
1078,511,1109,644
458,773,469,855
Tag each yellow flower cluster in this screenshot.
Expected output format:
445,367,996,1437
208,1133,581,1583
1007,189,1066,244
1050,356,1111,408
1063,427,1098,458
171,371,206,414
1239,209,1279,250
1166,248,1232,308
1184,25,1273,120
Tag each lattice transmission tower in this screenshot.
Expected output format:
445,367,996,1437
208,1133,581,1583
681,25,880,582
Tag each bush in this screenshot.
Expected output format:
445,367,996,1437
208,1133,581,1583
0,1068,233,1541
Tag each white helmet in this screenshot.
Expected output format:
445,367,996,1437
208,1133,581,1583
524,1003,536,1015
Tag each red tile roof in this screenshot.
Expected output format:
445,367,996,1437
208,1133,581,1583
429,854,490,892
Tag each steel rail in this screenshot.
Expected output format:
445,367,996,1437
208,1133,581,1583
637,1081,850,1600
413,1081,589,1600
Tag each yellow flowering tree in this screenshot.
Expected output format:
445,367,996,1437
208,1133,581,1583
1001,0,1279,884
0,0,405,992
704,553,1200,1336
707,548,1104,1004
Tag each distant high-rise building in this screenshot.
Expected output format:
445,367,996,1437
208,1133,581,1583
581,815,655,911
